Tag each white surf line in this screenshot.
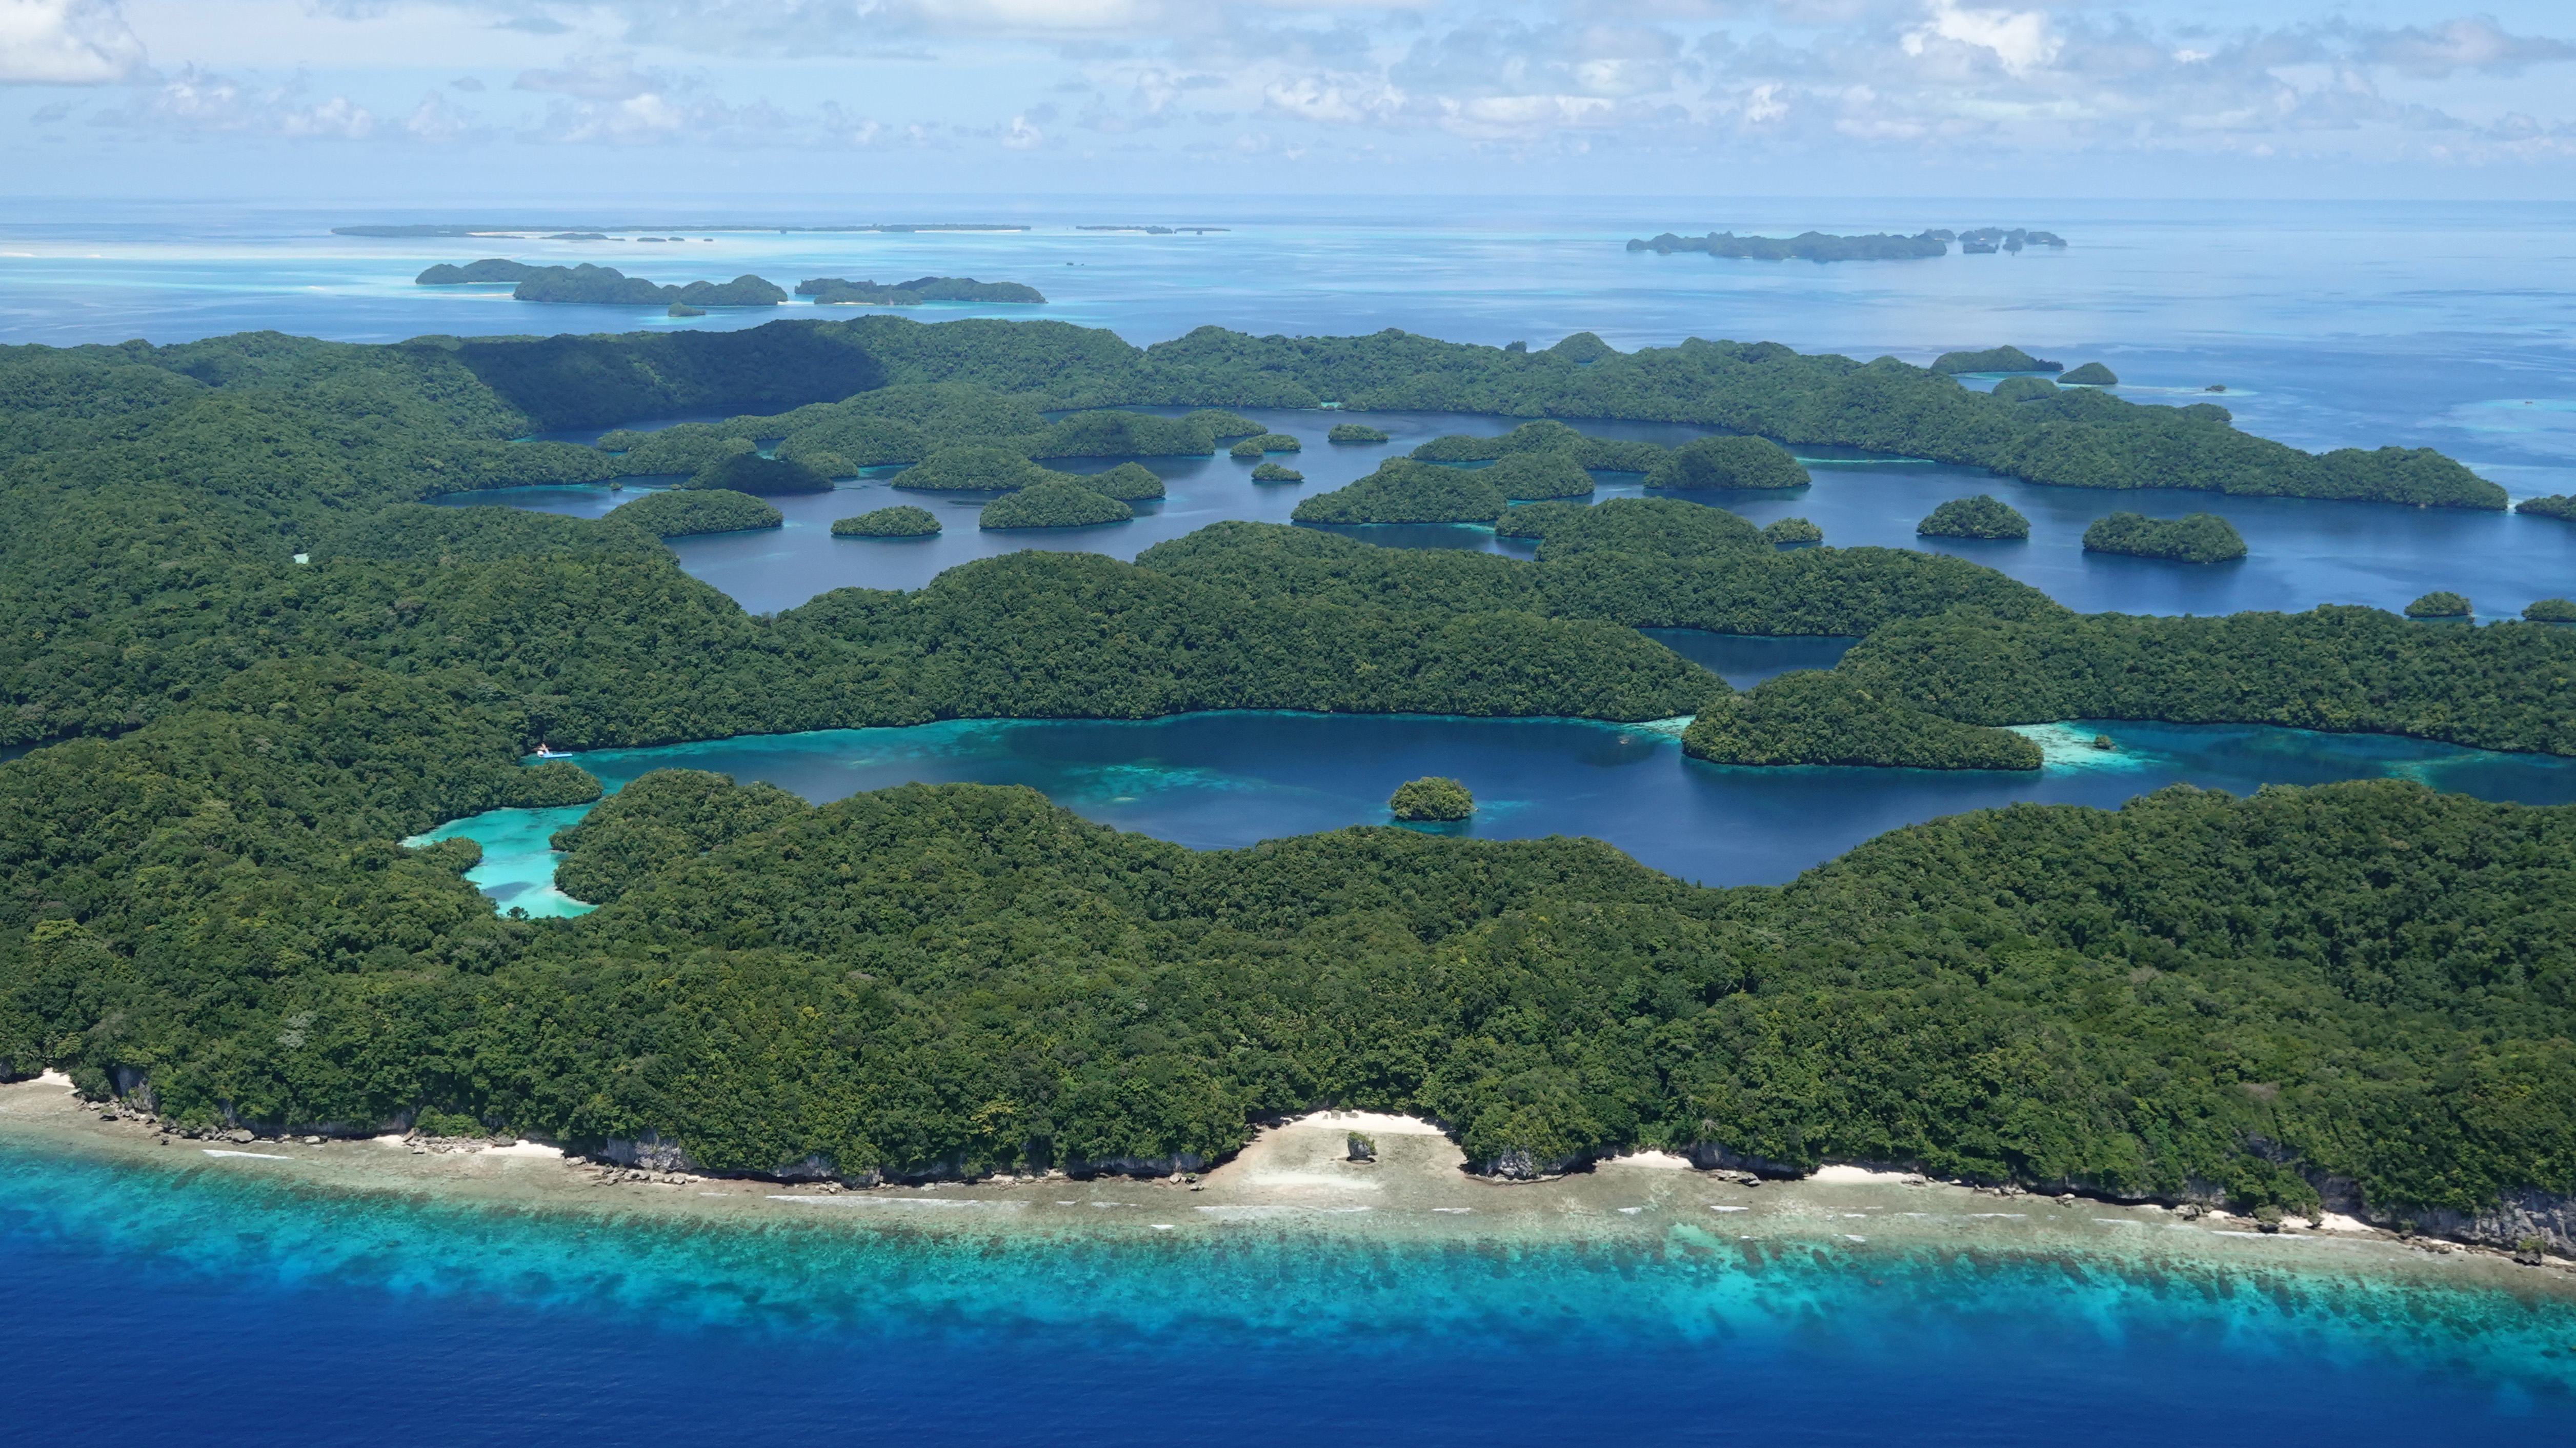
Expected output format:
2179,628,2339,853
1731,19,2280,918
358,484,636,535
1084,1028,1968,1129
1195,1204,1373,1220
765,1195,1025,1210
203,1149,295,1160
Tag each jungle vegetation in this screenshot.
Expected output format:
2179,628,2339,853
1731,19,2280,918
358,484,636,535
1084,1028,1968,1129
1644,435,1809,491
798,276,1046,306
1388,776,1476,820
831,506,942,537
1682,671,2042,771
978,481,1135,529
0,317,2566,1233
605,489,784,536
2081,512,2248,562
1918,495,2030,540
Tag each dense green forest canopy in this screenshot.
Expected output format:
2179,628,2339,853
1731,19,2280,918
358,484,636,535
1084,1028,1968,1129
0,314,2488,511
1292,459,1508,524
0,316,2566,1237
1388,775,1476,820
978,480,1135,529
1919,494,2030,539
2082,512,2248,563
507,264,789,307
1683,670,2041,770
6,700,2573,1225
798,276,1047,306
832,506,941,537
606,488,783,537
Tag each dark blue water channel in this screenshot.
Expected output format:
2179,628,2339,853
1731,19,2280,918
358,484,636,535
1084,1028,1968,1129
434,401,2576,619
413,710,2576,917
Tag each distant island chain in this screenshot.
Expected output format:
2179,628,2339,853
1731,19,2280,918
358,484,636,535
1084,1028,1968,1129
1629,226,2068,262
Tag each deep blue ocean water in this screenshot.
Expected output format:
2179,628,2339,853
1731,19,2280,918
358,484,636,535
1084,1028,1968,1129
9,196,2576,1436
5,1144,2573,1444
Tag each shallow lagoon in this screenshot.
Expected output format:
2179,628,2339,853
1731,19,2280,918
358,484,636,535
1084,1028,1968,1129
411,710,2576,916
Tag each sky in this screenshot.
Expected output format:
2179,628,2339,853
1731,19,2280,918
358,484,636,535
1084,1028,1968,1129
5,0,2576,199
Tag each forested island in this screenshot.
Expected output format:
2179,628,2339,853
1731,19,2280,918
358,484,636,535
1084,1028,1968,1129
1628,227,2067,261
833,505,941,537
604,488,783,536
296,315,2508,508
979,480,1134,529
348,223,1029,236
1918,495,2031,540
415,259,787,307
3,315,2571,1250
797,276,1046,306
2082,511,2249,562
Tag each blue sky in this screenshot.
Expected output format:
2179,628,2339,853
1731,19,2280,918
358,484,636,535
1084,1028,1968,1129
5,1,2575,198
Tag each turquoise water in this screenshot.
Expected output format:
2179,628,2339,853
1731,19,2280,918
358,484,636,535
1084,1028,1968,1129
408,710,2576,916
3,1142,2572,1442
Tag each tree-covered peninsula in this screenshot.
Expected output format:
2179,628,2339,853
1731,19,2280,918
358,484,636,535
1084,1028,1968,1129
1645,435,1809,490
1935,346,2061,374
688,452,835,494
1292,459,1507,525
1683,671,2042,770
415,259,541,284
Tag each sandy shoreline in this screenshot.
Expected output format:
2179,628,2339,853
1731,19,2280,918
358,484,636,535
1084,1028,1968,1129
2,1074,2567,1295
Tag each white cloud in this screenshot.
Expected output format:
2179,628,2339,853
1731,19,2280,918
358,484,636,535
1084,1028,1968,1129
2354,17,2576,78
1901,1,2060,78
0,0,146,83
88,65,378,137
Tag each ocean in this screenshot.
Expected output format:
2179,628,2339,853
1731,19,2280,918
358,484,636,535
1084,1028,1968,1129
5,195,2574,1438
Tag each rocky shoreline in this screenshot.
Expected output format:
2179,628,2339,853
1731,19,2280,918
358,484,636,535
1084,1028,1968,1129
14,1077,2569,1283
